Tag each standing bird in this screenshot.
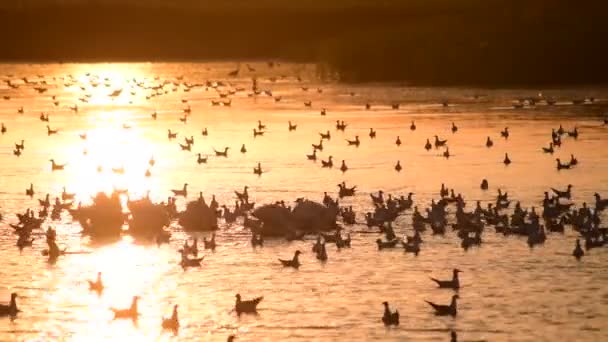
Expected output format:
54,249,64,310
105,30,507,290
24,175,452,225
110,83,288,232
381,302,399,326
573,239,584,260
235,293,263,314
430,269,461,290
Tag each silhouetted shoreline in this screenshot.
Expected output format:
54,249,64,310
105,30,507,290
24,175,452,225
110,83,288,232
1,1,606,86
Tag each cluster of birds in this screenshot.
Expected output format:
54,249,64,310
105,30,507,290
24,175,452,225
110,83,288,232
1,65,607,342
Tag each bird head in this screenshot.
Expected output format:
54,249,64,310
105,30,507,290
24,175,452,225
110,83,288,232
235,294,241,300
295,250,302,256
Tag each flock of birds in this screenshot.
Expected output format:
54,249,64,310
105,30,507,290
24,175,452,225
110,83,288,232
1,63,608,341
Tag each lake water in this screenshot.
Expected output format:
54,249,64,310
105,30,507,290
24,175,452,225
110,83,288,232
0,62,607,341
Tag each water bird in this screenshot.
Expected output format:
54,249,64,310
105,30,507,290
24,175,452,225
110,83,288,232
426,295,459,316
573,239,584,260
316,242,328,261
556,158,571,170
551,184,572,199
567,127,579,138
254,162,263,175
62,187,75,201
443,148,451,159
430,269,461,289
180,250,204,268
26,183,34,197
145,169,151,177
214,147,230,157
320,130,331,140
111,296,139,320
321,156,333,168
179,142,191,151
161,304,179,331
204,233,216,250
0,293,19,317
369,128,376,138
168,129,178,140
395,136,402,146
151,111,157,120
503,153,511,165
346,135,360,147
240,144,247,154
40,112,49,122
486,136,493,147
288,121,297,131
17,106,24,114
382,302,399,326
594,193,608,211
392,103,400,110
179,114,188,123
395,161,402,172
340,160,348,173
201,128,208,136
304,101,312,107
501,127,509,139
425,139,432,150
320,108,326,115
542,143,554,153
235,294,263,314
88,272,104,293
376,239,399,250
149,156,155,166
1,123,6,134
49,159,66,171
15,140,24,150
279,250,302,268
312,140,323,151
451,122,458,133
570,154,578,166
480,179,488,190
410,121,416,130
434,135,447,148
171,183,188,197
306,149,317,161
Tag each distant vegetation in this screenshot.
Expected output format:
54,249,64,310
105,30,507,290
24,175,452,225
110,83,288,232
1,0,606,86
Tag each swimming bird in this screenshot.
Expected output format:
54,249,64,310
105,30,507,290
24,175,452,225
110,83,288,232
486,136,493,148
346,136,360,147
1,123,6,134
185,136,194,145
340,160,348,173
145,169,151,177
321,156,333,168
594,193,608,211
49,159,66,171
369,128,376,139
26,183,34,197
434,135,447,148
542,143,554,154
382,302,399,326
15,140,24,150
179,142,191,151
40,112,50,122
241,144,247,153
320,108,326,115
257,120,266,130
410,121,416,130
376,239,399,250
0,293,19,317
179,114,188,123
570,154,578,166
149,156,155,167
573,239,584,260
168,129,178,140
88,272,104,293
62,187,75,201
551,184,572,199
288,121,297,131
235,293,263,314
110,296,139,321
214,147,230,157
171,183,188,197
395,161,402,172
253,162,263,175
556,158,571,170
503,153,511,165
319,130,331,140
180,250,204,268
204,233,216,251
451,122,458,133
426,295,459,316
425,139,432,150
567,127,579,139
306,149,317,161
430,269,461,290
480,179,488,190
279,250,301,268
501,127,509,139
253,128,264,137
161,304,179,331
151,111,157,120
443,148,451,159
201,128,208,136
197,153,209,164
17,106,24,114
395,136,401,146
312,140,323,152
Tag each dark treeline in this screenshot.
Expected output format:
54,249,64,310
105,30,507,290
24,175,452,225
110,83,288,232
1,0,606,86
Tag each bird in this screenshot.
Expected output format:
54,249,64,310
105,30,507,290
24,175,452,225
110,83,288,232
179,142,191,151
395,136,401,146
542,143,554,154
425,139,432,150
556,158,571,170
168,129,178,139
49,159,66,171
395,161,402,172
312,140,323,151
196,153,208,164
480,179,488,190
346,135,360,147
321,156,333,168
111,296,139,320
26,183,34,197
573,239,584,260
235,293,263,314
340,160,348,173
369,128,376,138
486,136,493,148
201,128,208,136
430,269,461,290
204,233,216,250
443,148,451,159
180,250,204,268
88,272,104,293
15,140,24,150
171,183,188,197
434,135,447,147
288,121,297,131
279,250,302,268
319,130,331,140
161,304,180,331
253,128,264,137
503,153,511,165
426,295,459,316
306,149,317,161
410,121,416,130
214,147,230,157
1,123,6,134
451,122,458,133
501,127,509,139
0,293,19,317
382,302,399,326
253,162,263,175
